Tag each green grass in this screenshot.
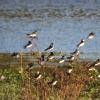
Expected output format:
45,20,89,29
0,53,100,100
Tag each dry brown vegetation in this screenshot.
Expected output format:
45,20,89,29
0,53,100,100
19,62,94,100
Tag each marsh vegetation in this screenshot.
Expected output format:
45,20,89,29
0,53,100,100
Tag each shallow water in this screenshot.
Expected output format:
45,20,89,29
0,0,100,59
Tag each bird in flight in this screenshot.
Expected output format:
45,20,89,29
24,41,32,49
26,31,37,38
44,42,54,51
77,39,85,48
87,32,95,40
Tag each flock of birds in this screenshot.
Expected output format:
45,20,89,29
11,31,100,86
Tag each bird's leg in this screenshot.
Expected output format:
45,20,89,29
34,42,39,52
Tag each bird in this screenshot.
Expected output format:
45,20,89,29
59,55,65,63
0,75,6,81
26,31,37,38
48,79,58,86
47,52,54,61
88,59,100,68
94,59,100,66
34,71,42,80
87,32,95,40
98,75,100,78
67,55,75,61
26,63,34,71
70,49,80,56
44,43,54,51
39,54,45,66
89,67,96,71
67,68,73,74
36,74,42,80
77,39,85,48
24,41,32,49
11,52,20,58
70,49,80,61
51,80,58,86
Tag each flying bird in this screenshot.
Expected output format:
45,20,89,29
26,31,37,38
24,41,32,49
44,43,54,51
87,32,95,40
77,39,85,48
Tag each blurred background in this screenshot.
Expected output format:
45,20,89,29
0,0,100,59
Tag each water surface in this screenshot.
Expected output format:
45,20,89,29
0,0,100,59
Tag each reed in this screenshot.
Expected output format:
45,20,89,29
0,53,100,100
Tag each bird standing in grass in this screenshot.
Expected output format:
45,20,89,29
44,42,54,51
34,71,42,80
51,80,58,86
77,39,85,48
48,79,58,86
67,68,73,74
11,52,20,58
59,55,65,63
47,52,54,61
0,75,6,81
70,49,80,56
26,62,34,71
67,55,75,61
89,58,100,67
24,41,32,49
70,49,80,61
94,59,100,66
87,32,95,40
39,54,45,66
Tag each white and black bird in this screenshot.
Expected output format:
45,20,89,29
0,75,5,81
59,55,65,63
87,32,95,40
44,43,54,51
24,41,32,49
89,59,100,68
67,55,75,61
34,71,42,80
67,68,73,74
39,54,45,66
48,79,58,86
77,39,85,48
26,31,37,38
70,49,80,60
70,49,80,56
11,52,20,58
47,52,54,60
94,59,100,66
26,62,34,71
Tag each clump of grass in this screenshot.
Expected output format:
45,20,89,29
21,63,93,100
0,53,100,100
0,68,22,100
